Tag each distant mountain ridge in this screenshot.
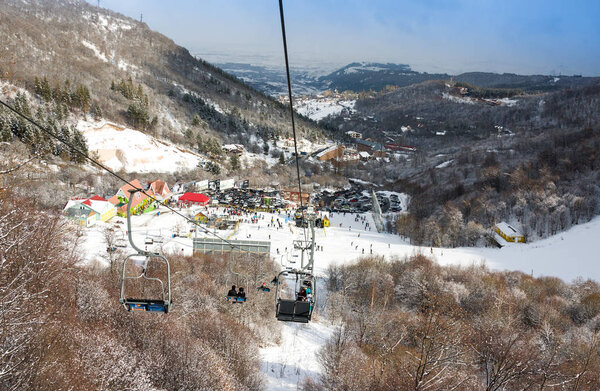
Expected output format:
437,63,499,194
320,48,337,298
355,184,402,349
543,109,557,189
321,62,599,93
218,61,600,96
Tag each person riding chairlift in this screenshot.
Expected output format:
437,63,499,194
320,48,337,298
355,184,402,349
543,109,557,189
297,287,307,301
227,285,237,297
237,287,246,300
304,281,312,296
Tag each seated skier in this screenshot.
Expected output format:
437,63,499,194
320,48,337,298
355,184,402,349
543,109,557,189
227,285,237,297
237,287,246,300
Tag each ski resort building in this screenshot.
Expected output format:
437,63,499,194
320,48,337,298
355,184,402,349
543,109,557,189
345,131,362,139
149,180,172,204
179,192,210,206
281,190,311,204
108,179,151,216
64,207,97,227
494,222,526,243
356,139,387,157
316,145,345,162
63,195,116,226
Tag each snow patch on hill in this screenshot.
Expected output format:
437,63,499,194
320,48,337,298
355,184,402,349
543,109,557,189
78,120,202,173
295,98,355,121
81,40,108,62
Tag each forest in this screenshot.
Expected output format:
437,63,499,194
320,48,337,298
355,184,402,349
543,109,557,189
323,81,600,246
306,256,600,390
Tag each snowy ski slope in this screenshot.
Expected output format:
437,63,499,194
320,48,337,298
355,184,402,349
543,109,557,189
78,207,600,389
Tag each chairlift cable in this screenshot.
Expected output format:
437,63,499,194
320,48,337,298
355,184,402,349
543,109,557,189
0,98,257,254
278,0,308,243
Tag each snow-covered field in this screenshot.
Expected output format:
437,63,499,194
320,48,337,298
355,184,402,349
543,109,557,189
78,120,202,173
79,206,600,390
442,92,518,107
295,98,356,121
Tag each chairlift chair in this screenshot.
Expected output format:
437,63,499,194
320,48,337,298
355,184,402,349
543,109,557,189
120,254,171,312
119,189,172,313
274,269,316,323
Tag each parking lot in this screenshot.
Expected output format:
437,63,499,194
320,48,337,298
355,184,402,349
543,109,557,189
196,181,406,217
312,185,405,214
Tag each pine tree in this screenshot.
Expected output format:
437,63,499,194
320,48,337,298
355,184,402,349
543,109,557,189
230,154,240,172
92,104,103,121
196,135,204,152
14,92,31,117
40,77,52,101
0,116,12,142
191,114,201,127
34,76,41,95
70,127,88,163
279,152,285,164
57,125,71,160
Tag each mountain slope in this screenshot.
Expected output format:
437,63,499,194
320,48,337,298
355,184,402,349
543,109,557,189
0,0,324,152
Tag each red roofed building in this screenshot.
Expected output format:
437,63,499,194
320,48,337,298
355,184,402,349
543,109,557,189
179,192,210,206
108,179,152,216
149,180,172,204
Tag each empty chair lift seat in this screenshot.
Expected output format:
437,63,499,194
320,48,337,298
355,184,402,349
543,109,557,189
276,299,312,323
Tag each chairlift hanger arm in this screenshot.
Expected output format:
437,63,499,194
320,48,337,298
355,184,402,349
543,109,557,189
126,189,156,256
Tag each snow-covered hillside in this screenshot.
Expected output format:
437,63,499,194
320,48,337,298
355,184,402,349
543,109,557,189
295,97,356,121
78,206,600,390
78,120,203,173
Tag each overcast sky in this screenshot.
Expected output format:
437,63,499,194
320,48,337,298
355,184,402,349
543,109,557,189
88,0,600,76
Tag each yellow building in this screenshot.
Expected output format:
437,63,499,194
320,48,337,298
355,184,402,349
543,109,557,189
195,212,208,223
494,222,526,243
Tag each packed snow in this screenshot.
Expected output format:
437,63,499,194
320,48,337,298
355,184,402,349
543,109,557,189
77,120,202,173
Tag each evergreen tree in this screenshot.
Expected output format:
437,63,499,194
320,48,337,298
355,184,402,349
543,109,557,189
92,103,103,121
0,116,12,142
230,154,240,172
127,100,150,129
279,152,285,164
196,135,205,153
40,76,52,102
191,114,201,127
34,76,41,95
70,127,88,163
14,92,31,117
73,84,91,113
